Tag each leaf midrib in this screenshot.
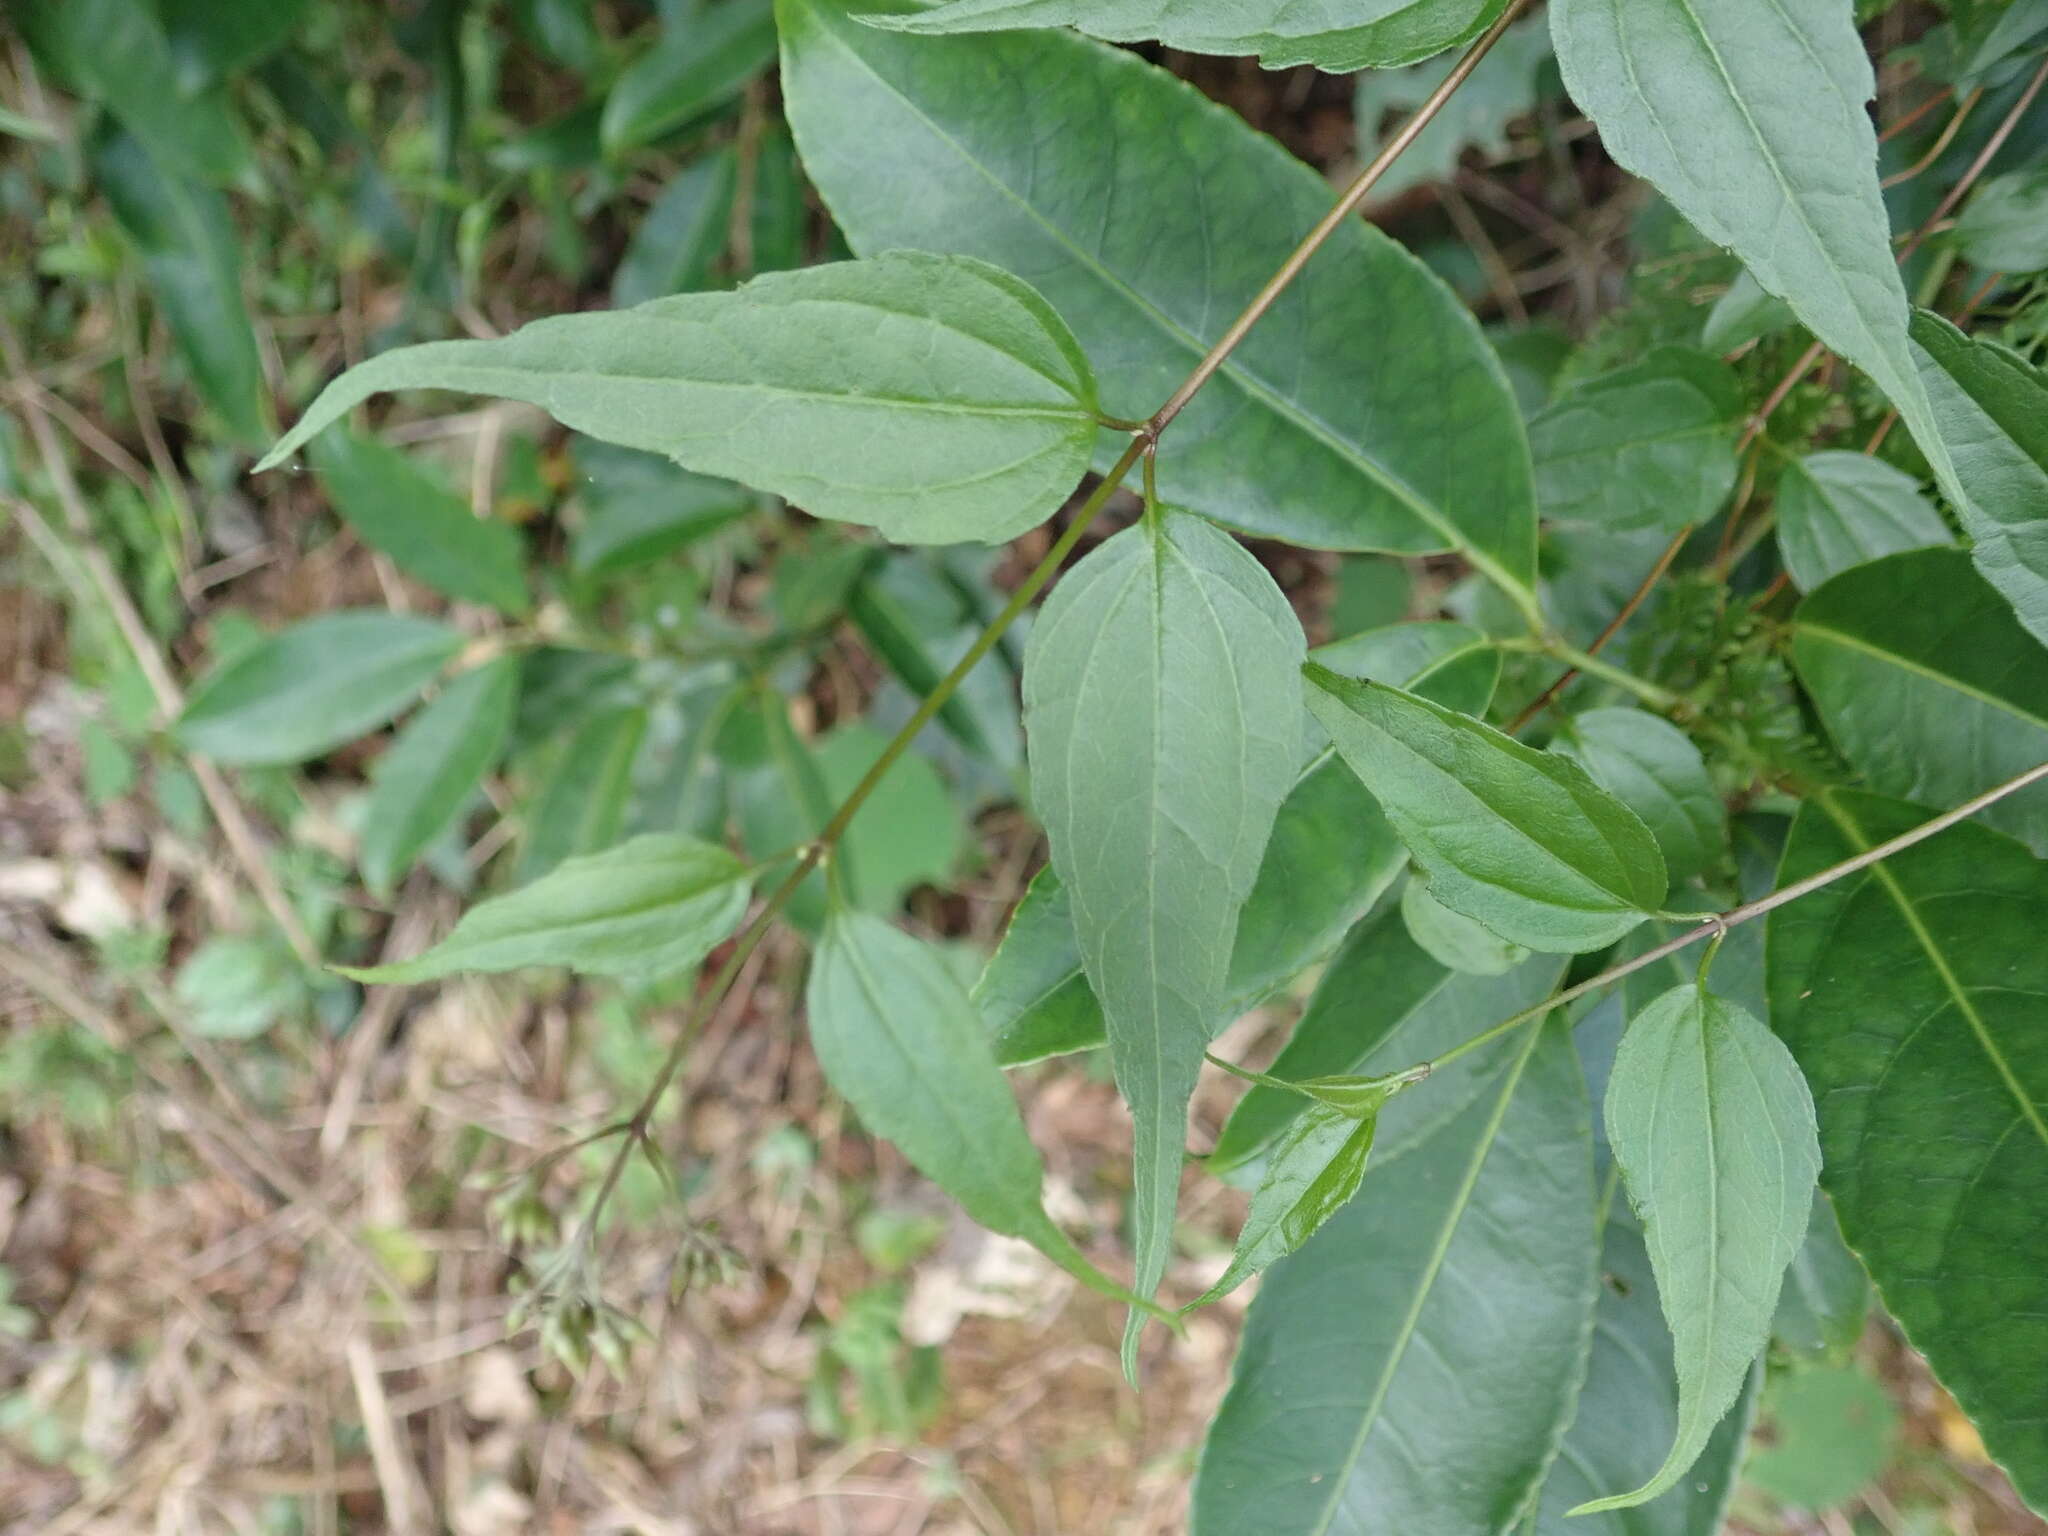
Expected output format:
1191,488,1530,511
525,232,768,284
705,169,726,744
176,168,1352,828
801,0,1522,580
1307,1021,1544,1536
1818,793,2048,1158
1796,622,2048,731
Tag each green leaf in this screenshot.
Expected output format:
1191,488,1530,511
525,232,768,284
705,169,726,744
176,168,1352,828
1769,790,2048,1512
175,934,309,1039
569,442,754,579
1700,268,1795,354
308,430,530,615
1773,1190,1870,1361
1187,1105,1377,1311
89,127,268,447
178,613,461,767
1211,903,1567,1174
345,832,750,983
1192,1016,1596,1535
358,657,519,899
21,0,250,184
1792,547,2048,854
1909,310,2048,650
977,866,1107,1067
848,552,1023,767
1400,867,1530,974
1353,15,1554,200
1022,511,1305,1355
1745,1366,1898,1511
600,0,776,155
612,149,739,307
1550,0,1960,514
1554,707,1725,884
1528,347,1742,533
1306,666,1666,952
1953,167,2048,272
261,252,1100,547
1774,448,1952,594
807,910,1169,1316
746,124,811,277
1515,1191,1760,1536
1573,983,1819,1514
979,622,1493,1070
866,0,1509,70
159,0,310,89
517,707,648,882
779,0,1540,607
725,688,844,932
814,723,966,913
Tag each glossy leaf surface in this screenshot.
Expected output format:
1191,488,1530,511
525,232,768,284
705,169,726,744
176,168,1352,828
1774,449,1951,594
345,833,750,982
1193,1018,1595,1536
177,613,461,766
1023,512,1305,1342
1306,667,1666,952
1792,548,2048,854
262,253,1100,546
780,0,1538,600
1769,792,2048,1512
1577,984,1818,1513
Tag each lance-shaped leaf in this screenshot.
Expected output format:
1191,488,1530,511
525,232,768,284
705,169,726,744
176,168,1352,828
1023,511,1305,1359
261,252,1099,546
1192,1017,1597,1536
344,833,751,983
780,0,1540,607
90,126,268,447
1528,347,1742,533
1911,310,2048,650
1769,791,2048,1512
1191,1107,1374,1310
1550,0,1960,512
309,429,531,615
807,910,1168,1317
517,706,647,883
1574,984,1819,1513
1792,548,2048,854
864,0,1508,71
1774,448,1952,594
1517,1189,1760,1536
1554,707,1725,884
600,0,777,155
178,613,462,767
982,621,1494,1068
1306,666,1666,952
359,657,519,898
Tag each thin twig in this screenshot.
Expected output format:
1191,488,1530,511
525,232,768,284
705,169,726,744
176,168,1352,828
1897,53,2048,262
1505,523,1691,734
1881,86,1983,188
1423,758,2048,1073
